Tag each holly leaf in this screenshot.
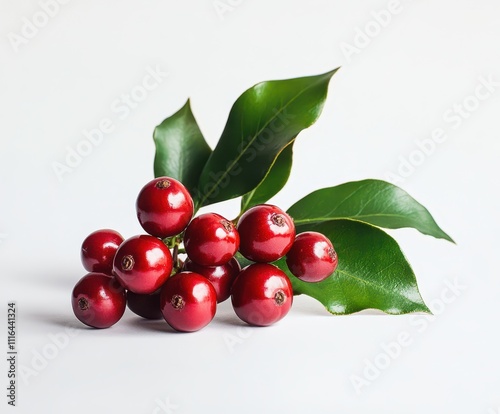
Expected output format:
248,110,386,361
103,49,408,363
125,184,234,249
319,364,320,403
153,100,212,199
194,68,339,208
240,142,294,212
287,179,453,242
274,220,431,315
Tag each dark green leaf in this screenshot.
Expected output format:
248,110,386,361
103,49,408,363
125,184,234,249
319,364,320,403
287,179,453,242
153,100,212,199
240,142,294,212
274,220,431,315
194,68,339,208
234,251,253,269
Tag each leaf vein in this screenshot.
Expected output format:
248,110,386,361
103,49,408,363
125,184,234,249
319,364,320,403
198,75,330,206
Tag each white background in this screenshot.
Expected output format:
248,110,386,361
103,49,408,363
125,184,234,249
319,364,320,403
1,0,500,413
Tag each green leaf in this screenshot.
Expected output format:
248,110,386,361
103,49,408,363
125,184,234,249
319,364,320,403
234,251,253,269
274,220,431,315
153,100,212,199
194,68,339,208
287,179,453,242
240,142,294,212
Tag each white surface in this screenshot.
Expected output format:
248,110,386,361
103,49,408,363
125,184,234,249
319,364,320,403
1,0,500,413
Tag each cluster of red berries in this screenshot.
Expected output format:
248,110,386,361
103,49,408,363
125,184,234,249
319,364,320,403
72,177,338,332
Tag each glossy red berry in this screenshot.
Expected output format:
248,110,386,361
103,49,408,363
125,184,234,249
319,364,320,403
136,177,194,238
237,204,295,262
231,263,293,326
127,289,163,320
81,229,124,275
113,235,173,294
71,273,126,328
184,213,240,266
286,231,338,282
183,257,241,303
160,271,217,332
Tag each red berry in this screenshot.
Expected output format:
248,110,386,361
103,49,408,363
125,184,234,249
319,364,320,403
237,204,295,262
81,229,124,275
136,177,194,238
286,231,338,282
183,257,241,303
184,213,240,266
113,235,173,294
230,263,293,326
127,289,163,320
160,271,217,332
71,273,126,328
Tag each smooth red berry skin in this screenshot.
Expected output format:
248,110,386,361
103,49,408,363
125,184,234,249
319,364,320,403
183,257,241,303
136,177,194,238
237,204,295,262
113,235,173,294
81,229,124,275
286,231,338,282
184,213,240,266
71,273,126,328
231,263,293,327
160,272,217,332
127,289,163,320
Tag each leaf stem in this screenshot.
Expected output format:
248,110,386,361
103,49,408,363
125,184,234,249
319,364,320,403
172,244,179,266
